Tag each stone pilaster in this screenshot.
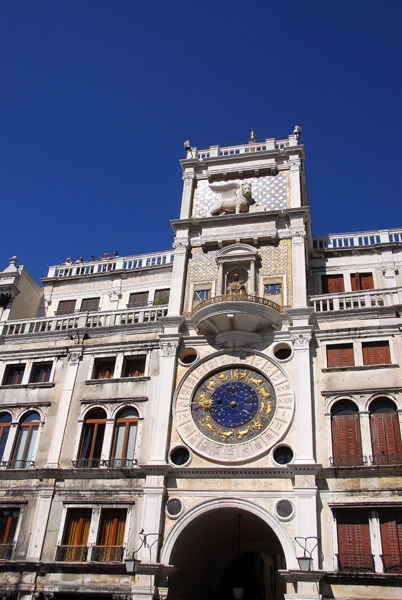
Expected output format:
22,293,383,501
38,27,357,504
45,349,82,468
179,172,196,219
168,238,190,316
290,226,307,306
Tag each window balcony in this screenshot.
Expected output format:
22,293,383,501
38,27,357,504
189,293,283,337
381,554,402,573
0,543,13,560
336,553,375,572
329,455,367,467
72,458,137,469
310,287,401,314
55,545,88,562
91,545,124,562
0,459,35,469
370,453,402,465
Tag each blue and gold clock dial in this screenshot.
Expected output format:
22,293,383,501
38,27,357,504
192,367,276,444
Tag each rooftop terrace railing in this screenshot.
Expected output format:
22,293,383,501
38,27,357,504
312,228,402,250
46,250,174,279
196,136,296,160
0,305,169,337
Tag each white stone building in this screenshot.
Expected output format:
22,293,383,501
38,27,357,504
0,130,401,600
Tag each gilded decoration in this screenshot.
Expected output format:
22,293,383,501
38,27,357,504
192,173,289,218
173,351,294,463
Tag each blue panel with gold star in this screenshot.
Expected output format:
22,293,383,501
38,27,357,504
191,367,276,444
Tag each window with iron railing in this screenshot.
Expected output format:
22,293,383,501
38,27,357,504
0,508,19,560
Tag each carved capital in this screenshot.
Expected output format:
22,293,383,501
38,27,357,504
289,159,301,172
289,226,306,244
108,290,122,301
67,349,83,364
160,340,179,357
290,331,312,349
182,173,195,183
173,239,189,254
382,265,399,278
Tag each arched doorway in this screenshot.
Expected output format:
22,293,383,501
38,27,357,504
164,506,288,600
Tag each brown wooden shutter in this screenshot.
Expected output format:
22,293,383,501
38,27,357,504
322,275,345,294
337,511,372,569
361,273,374,290
332,414,362,465
57,300,76,314
80,297,100,311
363,342,391,365
351,273,360,291
380,510,402,570
370,412,402,462
128,292,149,307
154,289,170,302
327,345,354,368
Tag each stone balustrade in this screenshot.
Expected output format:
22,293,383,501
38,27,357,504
310,287,401,313
46,250,174,279
0,305,169,337
313,228,402,250
196,136,296,160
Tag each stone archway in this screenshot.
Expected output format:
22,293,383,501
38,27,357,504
162,500,296,600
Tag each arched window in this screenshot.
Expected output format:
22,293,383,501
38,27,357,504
0,413,12,462
331,401,363,467
110,407,138,468
369,398,402,465
11,411,40,468
77,408,106,468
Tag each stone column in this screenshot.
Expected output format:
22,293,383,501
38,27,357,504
138,474,165,563
179,172,196,219
217,262,224,296
26,488,54,560
249,259,256,295
101,418,115,462
148,337,180,464
290,227,307,306
168,239,190,316
288,159,302,208
290,328,315,464
359,411,372,462
45,349,82,468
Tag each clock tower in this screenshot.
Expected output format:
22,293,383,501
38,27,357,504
153,129,321,600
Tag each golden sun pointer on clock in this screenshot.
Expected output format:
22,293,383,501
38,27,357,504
197,391,214,412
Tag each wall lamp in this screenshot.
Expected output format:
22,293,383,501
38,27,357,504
124,529,162,577
295,536,318,571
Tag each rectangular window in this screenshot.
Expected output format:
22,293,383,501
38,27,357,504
122,356,146,378
3,364,25,385
327,344,355,368
154,289,170,305
56,508,92,561
128,292,149,307
92,508,126,562
0,508,19,559
56,300,77,315
93,358,116,379
350,272,374,291
321,275,345,294
80,297,100,311
379,510,402,572
263,277,284,307
264,283,282,295
362,341,391,365
30,362,52,383
336,510,373,571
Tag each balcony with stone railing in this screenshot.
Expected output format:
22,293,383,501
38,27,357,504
312,228,402,251
195,136,297,160
45,250,174,279
310,287,401,314
0,305,169,337
189,293,284,341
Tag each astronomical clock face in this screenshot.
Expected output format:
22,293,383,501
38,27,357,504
174,352,294,463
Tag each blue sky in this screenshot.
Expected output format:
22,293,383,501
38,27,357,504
1,0,401,282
